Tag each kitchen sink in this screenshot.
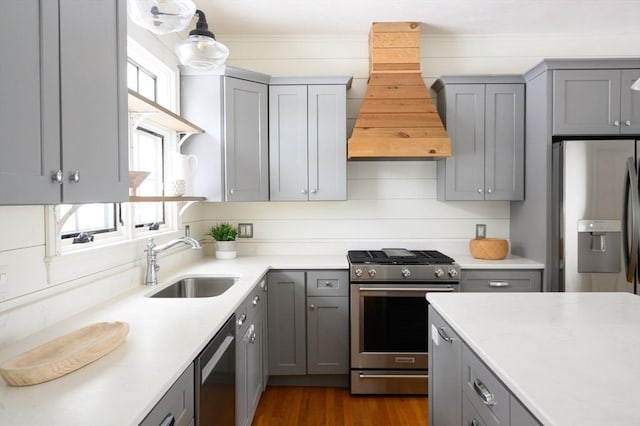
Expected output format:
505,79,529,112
148,276,238,298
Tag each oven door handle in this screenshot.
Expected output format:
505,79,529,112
359,373,429,379
357,287,456,292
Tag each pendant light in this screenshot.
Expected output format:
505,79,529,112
128,0,196,35
176,10,229,70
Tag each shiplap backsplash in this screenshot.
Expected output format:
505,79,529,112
1,31,640,344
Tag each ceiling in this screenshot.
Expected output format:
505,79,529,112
194,0,640,36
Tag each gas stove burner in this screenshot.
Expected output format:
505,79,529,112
347,249,456,265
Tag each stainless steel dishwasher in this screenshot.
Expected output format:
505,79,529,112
195,315,236,426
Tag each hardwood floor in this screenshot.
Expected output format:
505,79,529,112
251,386,428,426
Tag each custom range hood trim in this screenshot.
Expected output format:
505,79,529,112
347,22,451,160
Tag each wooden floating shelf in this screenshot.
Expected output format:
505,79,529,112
127,89,204,134
129,196,206,202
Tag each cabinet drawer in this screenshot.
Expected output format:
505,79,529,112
306,270,348,296
463,345,509,426
463,393,487,426
140,363,194,426
461,269,541,292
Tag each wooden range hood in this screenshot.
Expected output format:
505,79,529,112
347,22,451,160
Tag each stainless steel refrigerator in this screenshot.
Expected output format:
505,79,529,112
552,139,639,293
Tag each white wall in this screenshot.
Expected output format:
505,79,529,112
1,31,640,345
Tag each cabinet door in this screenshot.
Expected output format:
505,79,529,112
236,319,249,426
428,306,462,426
267,271,306,375
553,69,621,135
246,315,263,424
269,85,309,201
485,84,524,201
0,0,61,204
59,0,127,203
140,364,194,426
440,84,486,200
225,77,269,201
620,69,640,134
307,296,348,374
308,85,347,201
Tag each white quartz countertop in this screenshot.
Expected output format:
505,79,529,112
0,255,347,426
453,253,544,269
427,292,640,426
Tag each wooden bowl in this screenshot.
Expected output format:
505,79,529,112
469,238,509,260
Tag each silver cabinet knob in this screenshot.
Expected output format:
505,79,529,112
52,170,63,184
487,187,493,194
229,189,235,195
252,295,260,305
69,170,80,183
301,189,307,194
310,189,317,194
626,120,632,126
401,268,411,278
477,188,483,194
324,281,333,287
613,120,621,127
237,313,247,327
309,304,315,310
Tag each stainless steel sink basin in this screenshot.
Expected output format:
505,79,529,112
149,276,238,298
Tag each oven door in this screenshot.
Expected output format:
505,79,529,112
350,283,457,370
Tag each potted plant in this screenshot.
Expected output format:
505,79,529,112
208,222,238,259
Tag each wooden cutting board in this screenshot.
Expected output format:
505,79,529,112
0,321,129,386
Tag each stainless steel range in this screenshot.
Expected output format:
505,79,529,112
348,248,460,395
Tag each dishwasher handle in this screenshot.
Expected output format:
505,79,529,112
201,335,234,384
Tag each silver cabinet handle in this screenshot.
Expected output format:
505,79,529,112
473,378,497,407
52,170,63,184
160,413,175,426
252,295,260,305
359,372,429,379
311,189,317,194
489,281,510,287
237,313,247,326
436,327,453,343
69,170,80,183
471,419,481,426
625,120,632,126
613,120,621,127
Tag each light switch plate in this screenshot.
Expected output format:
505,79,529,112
238,223,253,238
475,224,487,239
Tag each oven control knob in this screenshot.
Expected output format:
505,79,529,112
368,268,377,278
401,268,411,278
434,268,444,278
448,268,458,278
354,268,364,277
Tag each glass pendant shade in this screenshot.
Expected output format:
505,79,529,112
176,35,230,70
128,0,196,35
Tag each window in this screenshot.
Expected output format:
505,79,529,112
131,128,165,227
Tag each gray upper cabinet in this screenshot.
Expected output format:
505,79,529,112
433,76,525,201
181,68,271,202
0,0,127,205
553,69,640,135
269,78,351,201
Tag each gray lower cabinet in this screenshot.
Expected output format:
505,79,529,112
1,0,127,205
429,306,463,426
181,68,270,201
553,69,640,135
429,306,541,426
461,269,542,292
269,79,350,201
268,270,349,376
236,278,267,426
140,364,195,426
433,77,524,201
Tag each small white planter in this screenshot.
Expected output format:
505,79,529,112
215,240,237,259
